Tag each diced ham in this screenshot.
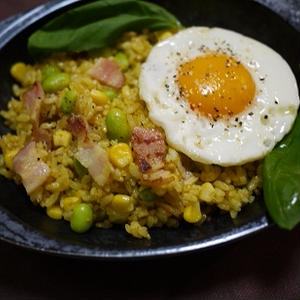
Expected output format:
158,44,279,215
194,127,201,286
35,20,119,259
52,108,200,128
67,114,89,142
13,141,50,194
23,82,44,127
131,127,166,173
90,58,125,89
75,142,111,186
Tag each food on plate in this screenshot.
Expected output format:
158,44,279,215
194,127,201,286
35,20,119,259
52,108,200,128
140,27,299,166
0,0,299,238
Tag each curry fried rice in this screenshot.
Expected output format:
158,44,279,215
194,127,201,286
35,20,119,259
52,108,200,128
0,30,262,239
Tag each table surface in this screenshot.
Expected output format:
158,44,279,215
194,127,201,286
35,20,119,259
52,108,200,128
0,1,299,299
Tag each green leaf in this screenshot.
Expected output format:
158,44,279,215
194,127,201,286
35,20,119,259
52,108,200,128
27,0,181,57
263,114,300,229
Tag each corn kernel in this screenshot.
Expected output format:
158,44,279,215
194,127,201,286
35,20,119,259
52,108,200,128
4,149,19,170
183,201,202,223
111,194,133,213
108,143,132,168
90,89,109,105
199,182,215,202
60,196,81,211
47,206,63,220
10,62,27,83
53,129,72,147
158,31,173,41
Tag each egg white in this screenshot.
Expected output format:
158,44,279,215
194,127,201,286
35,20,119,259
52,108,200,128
139,27,299,166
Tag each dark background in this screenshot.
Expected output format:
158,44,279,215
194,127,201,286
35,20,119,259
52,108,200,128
0,1,299,299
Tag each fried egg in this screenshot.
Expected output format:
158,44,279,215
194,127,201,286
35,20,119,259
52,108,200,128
139,27,299,166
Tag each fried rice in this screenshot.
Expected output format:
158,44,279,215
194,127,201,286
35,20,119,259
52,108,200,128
0,30,262,239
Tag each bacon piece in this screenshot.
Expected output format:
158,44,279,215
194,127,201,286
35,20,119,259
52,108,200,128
67,114,89,142
90,58,125,89
75,142,111,186
68,114,111,186
23,82,52,149
13,141,50,194
131,127,166,173
23,82,45,110
23,82,45,127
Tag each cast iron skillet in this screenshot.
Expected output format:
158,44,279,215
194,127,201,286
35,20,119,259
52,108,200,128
0,0,299,259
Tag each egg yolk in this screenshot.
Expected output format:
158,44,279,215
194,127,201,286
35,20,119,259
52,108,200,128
177,54,255,119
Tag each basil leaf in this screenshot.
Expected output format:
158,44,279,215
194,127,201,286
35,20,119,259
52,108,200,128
263,114,300,229
28,0,181,56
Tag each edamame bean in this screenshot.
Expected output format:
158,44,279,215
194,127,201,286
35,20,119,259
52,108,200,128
139,188,157,202
103,88,117,101
70,203,93,233
114,52,129,70
73,158,88,177
42,72,70,93
42,65,60,81
105,108,130,142
61,89,77,113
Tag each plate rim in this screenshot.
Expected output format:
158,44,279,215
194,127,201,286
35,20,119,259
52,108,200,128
0,205,270,259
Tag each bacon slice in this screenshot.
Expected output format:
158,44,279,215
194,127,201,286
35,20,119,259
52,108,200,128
23,83,52,149
90,58,125,89
13,141,50,194
23,82,45,127
75,142,111,186
131,127,166,173
68,114,111,186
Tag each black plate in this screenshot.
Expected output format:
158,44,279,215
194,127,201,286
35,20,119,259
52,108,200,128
0,0,299,259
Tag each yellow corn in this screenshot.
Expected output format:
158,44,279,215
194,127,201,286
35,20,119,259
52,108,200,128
46,206,63,220
111,194,133,213
158,31,173,41
4,149,19,170
10,62,27,83
53,129,72,147
90,89,109,105
60,196,81,211
183,201,202,223
108,143,132,168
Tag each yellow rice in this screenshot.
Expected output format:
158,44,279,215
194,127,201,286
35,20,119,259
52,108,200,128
0,30,262,239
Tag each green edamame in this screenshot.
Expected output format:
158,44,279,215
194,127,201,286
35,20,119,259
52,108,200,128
70,203,93,233
103,89,117,101
61,89,77,113
42,72,70,93
139,188,158,202
42,65,60,81
114,52,129,70
105,108,130,142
